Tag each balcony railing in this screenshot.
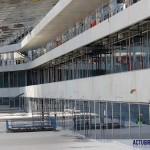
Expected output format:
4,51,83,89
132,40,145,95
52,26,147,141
31,0,141,61
0,0,141,66
0,27,33,47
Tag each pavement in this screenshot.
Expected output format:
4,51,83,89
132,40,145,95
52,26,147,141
0,128,135,150
0,112,148,150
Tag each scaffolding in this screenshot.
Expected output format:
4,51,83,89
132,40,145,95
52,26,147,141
31,98,50,127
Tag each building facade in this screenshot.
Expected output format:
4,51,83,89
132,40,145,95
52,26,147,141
0,0,149,139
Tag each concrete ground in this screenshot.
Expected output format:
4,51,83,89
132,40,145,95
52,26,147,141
0,129,135,150
0,113,147,150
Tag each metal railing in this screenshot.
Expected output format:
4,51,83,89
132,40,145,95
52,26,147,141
0,0,141,66
31,0,141,61
6,117,57,132
0,27,33,47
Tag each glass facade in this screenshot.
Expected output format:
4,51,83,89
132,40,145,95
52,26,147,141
0,0,148,143
0,24,150,88
0,97,27,110
25,0,141,61
30,98,150,139
0,0,141,65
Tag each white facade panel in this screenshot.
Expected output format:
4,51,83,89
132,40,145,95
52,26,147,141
0,69,150,103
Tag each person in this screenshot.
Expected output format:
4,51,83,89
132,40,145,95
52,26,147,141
136,114,143,124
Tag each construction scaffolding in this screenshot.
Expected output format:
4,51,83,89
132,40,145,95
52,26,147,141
31,98,51,127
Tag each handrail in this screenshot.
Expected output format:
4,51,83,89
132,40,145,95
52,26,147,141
0,27,33,47
0,93,24,105
0,0,141,66
23,0,142,61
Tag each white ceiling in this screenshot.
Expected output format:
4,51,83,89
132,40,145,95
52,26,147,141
0,0,59,44
22,0,108,50
0,0,108,51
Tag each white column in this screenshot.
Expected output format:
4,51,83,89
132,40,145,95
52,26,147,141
28,50,32,61
9,52,14,65
2,53,7,66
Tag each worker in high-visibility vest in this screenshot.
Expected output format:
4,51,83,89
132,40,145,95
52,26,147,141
136,114,143,124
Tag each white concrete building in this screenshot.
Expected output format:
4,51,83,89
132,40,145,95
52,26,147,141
0,0,149,139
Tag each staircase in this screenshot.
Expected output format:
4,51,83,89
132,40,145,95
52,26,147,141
0,93,25,113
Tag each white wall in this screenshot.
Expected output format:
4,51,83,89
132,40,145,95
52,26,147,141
21,0,73,50
0,68,150,103
0,0,149,72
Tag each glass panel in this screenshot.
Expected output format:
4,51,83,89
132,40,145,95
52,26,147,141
27,71,32,86
130,35,143,70
114,44,122,73
0,73,4,88
100,102,107,139
113,103,122,139
78,101,85,137
120,40,129,72
62,99,67,129
2,97,9,106
54,99,59,127
95,101,101,140
68,100,75,131
59,100,65,128
15,97,19,107
140,104,150,139
130,104,140,139
84,101,89,138
18,71,25,87
148,31,150,67
106,102,113,139
10,97,15,108
143,32,149,69
0,98,3,104
121,103,130,139
4,72,8,87
75,100,81,134
105,49,111,74
89,101,95,139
